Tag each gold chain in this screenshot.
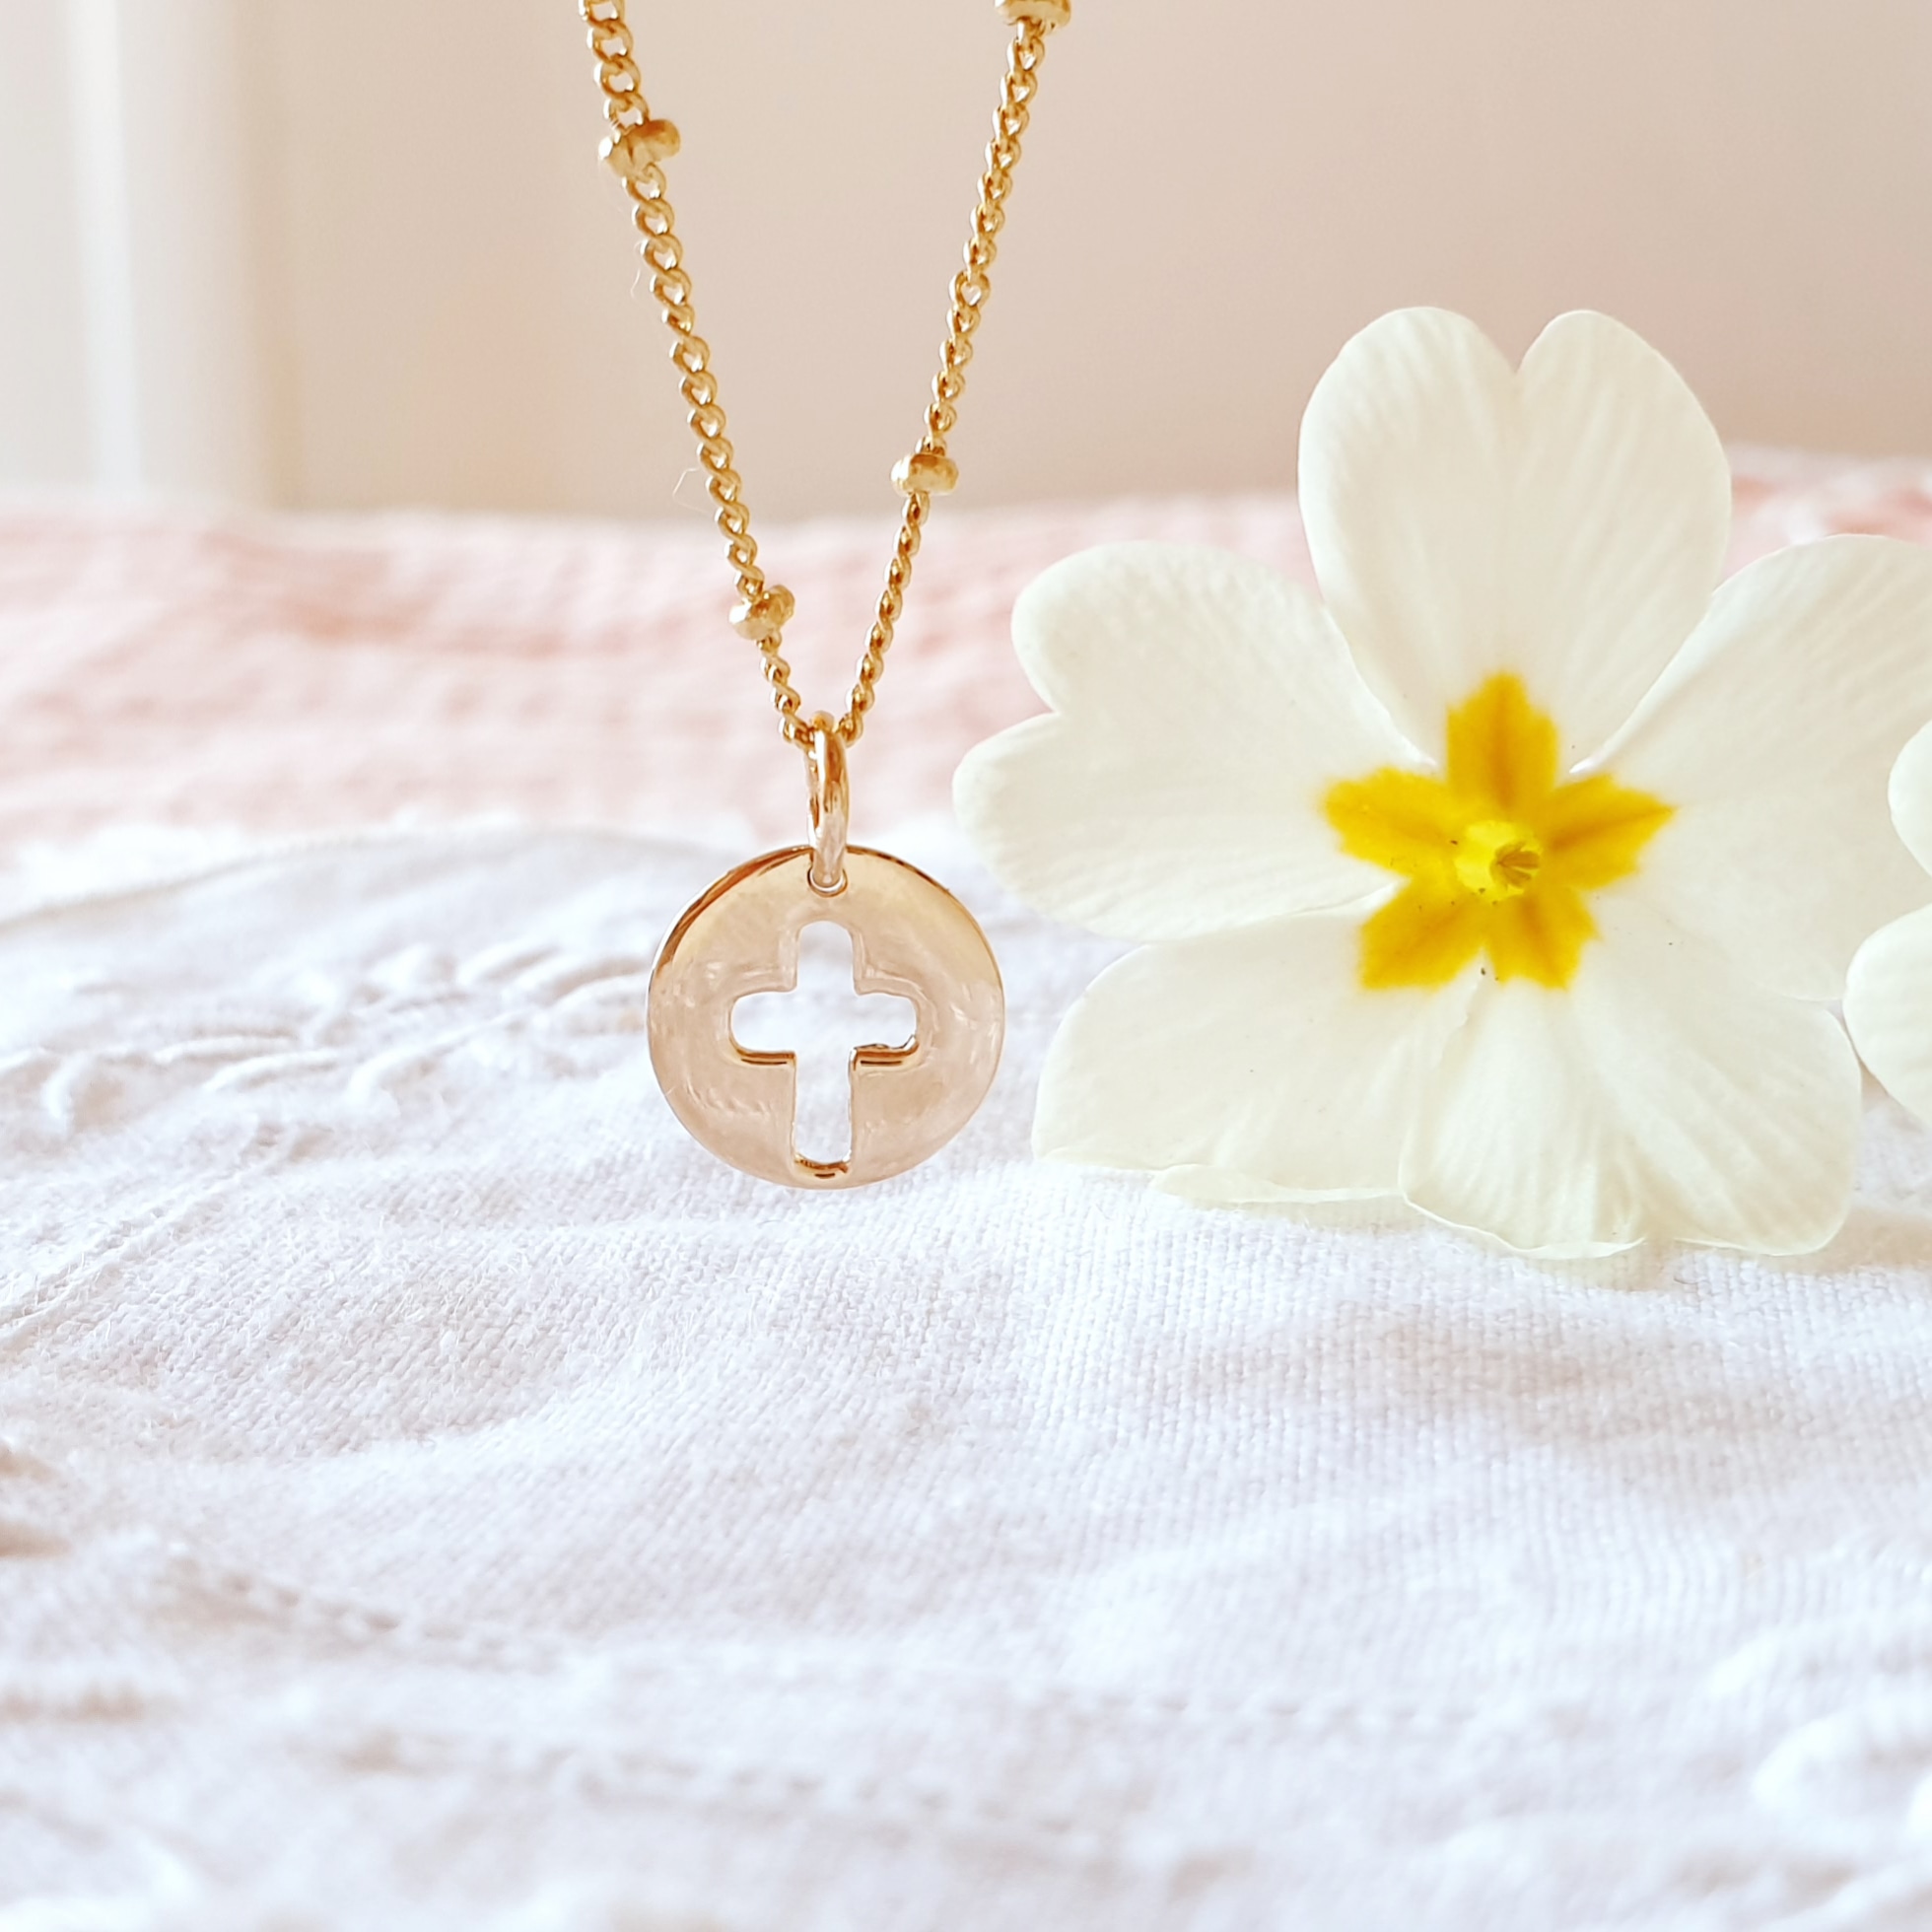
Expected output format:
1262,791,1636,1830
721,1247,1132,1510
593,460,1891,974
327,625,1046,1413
580,0,1069,754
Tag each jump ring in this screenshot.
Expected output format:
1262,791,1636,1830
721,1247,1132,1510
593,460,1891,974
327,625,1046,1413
806,713,849,894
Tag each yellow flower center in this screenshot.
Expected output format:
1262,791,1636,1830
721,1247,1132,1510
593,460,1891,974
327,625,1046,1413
1453,818,1544,902
1324,673,1673,991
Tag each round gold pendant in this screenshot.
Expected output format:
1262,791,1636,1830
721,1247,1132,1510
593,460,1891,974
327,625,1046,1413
648,847,1004,1189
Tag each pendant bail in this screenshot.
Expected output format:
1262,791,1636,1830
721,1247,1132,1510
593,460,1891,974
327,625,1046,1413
806,713,850,895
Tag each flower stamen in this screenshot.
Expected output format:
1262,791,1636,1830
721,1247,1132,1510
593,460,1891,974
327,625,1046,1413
1454,819,1544,902
1324,673,1672,991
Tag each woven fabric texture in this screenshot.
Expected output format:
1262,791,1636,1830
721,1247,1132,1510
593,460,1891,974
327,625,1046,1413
5,462,1932,1929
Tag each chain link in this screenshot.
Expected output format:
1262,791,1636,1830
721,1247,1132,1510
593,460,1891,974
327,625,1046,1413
580,0,1064,753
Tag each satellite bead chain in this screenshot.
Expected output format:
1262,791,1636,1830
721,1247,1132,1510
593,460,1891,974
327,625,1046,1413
580,0,1069,753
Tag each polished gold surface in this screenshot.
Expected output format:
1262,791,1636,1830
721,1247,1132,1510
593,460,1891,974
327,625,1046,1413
579,0,1068,750
805,715,851,895
649,849,1005,1189
599,118,680,177
727,585,795,643
892,451,961,497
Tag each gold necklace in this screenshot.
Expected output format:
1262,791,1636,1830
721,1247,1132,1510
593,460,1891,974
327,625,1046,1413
580,0,1071,1189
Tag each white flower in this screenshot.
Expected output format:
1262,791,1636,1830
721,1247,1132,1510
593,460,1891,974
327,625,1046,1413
957,309,1932,1258
1846,724,1932,1126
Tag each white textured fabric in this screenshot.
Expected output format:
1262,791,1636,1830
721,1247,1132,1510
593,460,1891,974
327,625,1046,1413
7,823,1932,1930
9,464,1932,1926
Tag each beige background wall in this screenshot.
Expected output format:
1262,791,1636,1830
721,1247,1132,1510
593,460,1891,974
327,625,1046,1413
5,0,1932,518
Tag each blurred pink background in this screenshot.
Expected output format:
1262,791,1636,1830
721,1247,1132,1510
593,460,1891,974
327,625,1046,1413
5,0,1932,517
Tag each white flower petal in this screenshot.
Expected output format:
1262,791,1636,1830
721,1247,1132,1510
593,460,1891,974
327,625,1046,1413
954,544,1423,941
1887,718,1932,875
1299,308,1730,764
1297,310,1511,751
1845,904,1932,1124
1400,898,1861,1258
1034,914,1476,1198
1603,535,1932,1000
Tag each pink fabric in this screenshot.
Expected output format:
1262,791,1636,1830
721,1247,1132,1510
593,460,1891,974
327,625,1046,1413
4,450,1929,854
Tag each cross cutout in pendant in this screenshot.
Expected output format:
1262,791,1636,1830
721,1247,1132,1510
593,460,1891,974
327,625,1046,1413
730,921,918,1168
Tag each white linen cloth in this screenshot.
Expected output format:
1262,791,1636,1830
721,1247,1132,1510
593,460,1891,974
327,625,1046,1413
6,820,1932,1930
